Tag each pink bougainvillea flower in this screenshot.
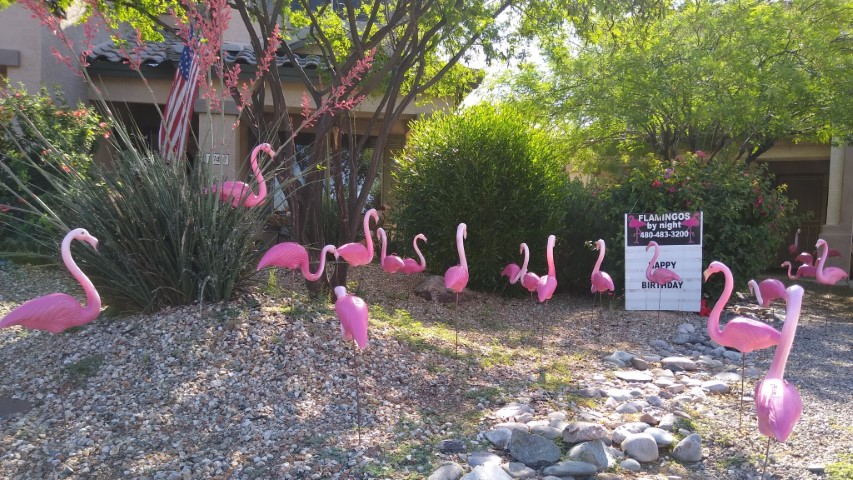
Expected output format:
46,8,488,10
652,180,661,188
695,150,708,159
61,164,71,173
669,186,675,193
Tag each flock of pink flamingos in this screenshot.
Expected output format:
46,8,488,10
1,143,850,473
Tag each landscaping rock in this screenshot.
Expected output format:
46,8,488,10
614,370,653,382
672,433,703,462
485,428,513,450
502,462,536,479
508,430,560,468
542,460,598,477
562,422,609,444
621,433,660,463
567,439,609,471
428,462,464,480
461,464,513,480
468,451,503,467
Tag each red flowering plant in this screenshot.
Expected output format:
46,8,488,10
601,151,798,296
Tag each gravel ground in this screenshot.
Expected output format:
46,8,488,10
0,262,851,480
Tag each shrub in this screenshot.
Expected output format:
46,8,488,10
0,86,109,250
600,152,797,295
393,104,567,291
1,126,268,312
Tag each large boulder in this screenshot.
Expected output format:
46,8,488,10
508,430,561,468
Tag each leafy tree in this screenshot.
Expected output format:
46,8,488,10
18,0,518,290
501,0,853,170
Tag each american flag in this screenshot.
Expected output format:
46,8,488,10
159,37,200,161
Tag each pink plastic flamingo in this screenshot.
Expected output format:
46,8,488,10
795,252,814,267
336,209,379,267
591,239,615,310
377,228,405,274
704,261,782,430
500,243,526,292
444,223,469,355
681,212,701,244
646,241,682,316
212,143,274,208
1,228,101,333
400,234,427,274
628,215,647,245
781,261,816,280
747,278,786,314
519,244,540,301
333,285,369,443
537,235,558,304
257,242,338,282
754,284,804,479
787,228,800,255
815,239,849,285
536,235,558,347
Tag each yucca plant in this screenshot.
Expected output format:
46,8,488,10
1,107,268,313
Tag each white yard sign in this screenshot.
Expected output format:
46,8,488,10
625,212,703,312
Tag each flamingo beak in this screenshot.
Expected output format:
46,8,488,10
702,268,713,282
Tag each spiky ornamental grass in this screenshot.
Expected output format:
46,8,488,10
1,111,268,313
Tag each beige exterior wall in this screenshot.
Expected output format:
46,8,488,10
0,4,95,104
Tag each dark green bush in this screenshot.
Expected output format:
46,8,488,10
600,152,797,295
1,124,268,312
392,104,567,291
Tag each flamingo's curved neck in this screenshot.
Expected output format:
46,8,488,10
379,229,388,261
706,265,734,344
593,242,606,273
646,244,659,278
303,245,336,282
748,280,764,306
456,226,467,270
247,150,267,203
815,241,828,281
782,262,794,280
363,212,375,257
413,236,426,269
517,244,530,282
62,236,101,321
546,237,556,276
768,286,802,380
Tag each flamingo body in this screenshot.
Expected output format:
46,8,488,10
591,239,615,294
334,286,368,350
257,242,337,282
444,224,469,294
781,262,816,280
501,263,521,284
212,143,273,208
704,262,781,354
754,285,804,443
815,239,849,285
521,272,540,293
0,228,101,334
337,209,379,267
645,241,682,285
377,228,405,274
537,235,558,303
748,279,787,308
794,252,814,267
400,234,427,274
